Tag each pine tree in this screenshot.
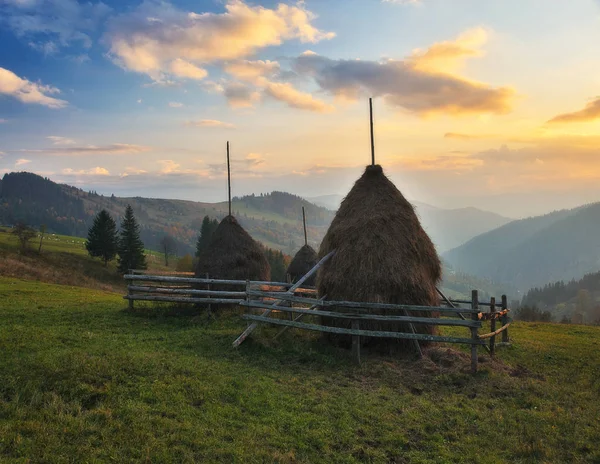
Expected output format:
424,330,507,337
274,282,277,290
195,215,219,257
117,205,147,273
86,210,118,266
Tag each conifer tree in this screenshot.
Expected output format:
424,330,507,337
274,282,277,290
195,215,219,257
117,205,147,273
86,210,118,266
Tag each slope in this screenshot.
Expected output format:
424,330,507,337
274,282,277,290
444,203,599,291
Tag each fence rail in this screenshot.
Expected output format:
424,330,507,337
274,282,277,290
123,268,510,372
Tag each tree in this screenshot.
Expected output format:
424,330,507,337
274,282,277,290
176,254,194,272
195,215,219,257
38,224,46,254
12,222,36,252
160,234,177,267
86,210,118,266
117,205,147,273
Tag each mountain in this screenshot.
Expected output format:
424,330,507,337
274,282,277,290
0,172,334,256
443,203,600,292
307,195,511,253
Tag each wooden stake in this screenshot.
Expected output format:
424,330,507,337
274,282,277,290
471,290,479,374
369,98,375,166
302,206,307,246
501,295,509,343
227,141,231,217
489,297,496,356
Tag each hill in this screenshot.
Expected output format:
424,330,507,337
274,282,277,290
1,277,599,462
307,194,511,253
443,203,600,291
521,271,600,323
0,172,334,256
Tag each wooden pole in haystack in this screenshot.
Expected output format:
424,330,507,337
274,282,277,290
227,141,232,217
302,206,308,247
369,97,375,166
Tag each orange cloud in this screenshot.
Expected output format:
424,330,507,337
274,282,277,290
264,82,334,113
0,67,67,108
547,98,600,124
106,1,334,82
444,132,497,140
185,119,236,129
293,28,514,116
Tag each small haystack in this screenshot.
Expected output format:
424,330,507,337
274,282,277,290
195,214,270,281
287,206,318,285
317,164,442,349
195,141,270,282
287,244,318,285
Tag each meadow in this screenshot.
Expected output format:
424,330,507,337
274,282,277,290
1,275,599,463
1,228,599,463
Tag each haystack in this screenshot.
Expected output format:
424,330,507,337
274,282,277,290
195,215,270,282
287,244,318,285
317,164,441,350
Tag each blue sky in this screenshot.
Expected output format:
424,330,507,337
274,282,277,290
1,0,600,217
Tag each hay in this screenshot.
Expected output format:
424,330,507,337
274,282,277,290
195,215,270,283
287,244,318,285
317,164,442,351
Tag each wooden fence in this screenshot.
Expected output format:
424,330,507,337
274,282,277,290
123,268,510,373
239,288,511,372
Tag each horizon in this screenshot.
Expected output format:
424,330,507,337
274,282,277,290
2,0,600,219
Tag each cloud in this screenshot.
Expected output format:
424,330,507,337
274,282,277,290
47,135,76,145
292,28,514,116
62,166,110,176
16,143,151,155
408,27,488,74
0,67,68,108
1,0,111,53
185,119,236,129
444,132,497,140
105,0,334,82
0,119,7,123
169,58,207,80
223,81,261,108
168,101,183,108
15,158,31,166
224,59,280,85
264,81,334,113
547,98,600,124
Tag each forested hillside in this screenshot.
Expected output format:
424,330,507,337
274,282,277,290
443,203,600,291
521,271,600,323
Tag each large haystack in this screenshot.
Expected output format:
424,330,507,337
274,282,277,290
287,244,318,285
317,164,442,350
195,215,270,282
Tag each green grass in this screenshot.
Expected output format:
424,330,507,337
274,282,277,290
1,278,599,463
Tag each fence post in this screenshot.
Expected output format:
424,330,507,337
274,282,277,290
128,270,134,310
501,295,509,343
471,290,479,373
489,297,496,357
351,319,361,365
206,273,212,318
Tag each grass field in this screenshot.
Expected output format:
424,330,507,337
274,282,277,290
1,277,599,463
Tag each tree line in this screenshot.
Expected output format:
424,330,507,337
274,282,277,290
84,209,290,280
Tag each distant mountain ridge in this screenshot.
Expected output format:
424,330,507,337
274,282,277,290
443,203,600,292
306,194,512,253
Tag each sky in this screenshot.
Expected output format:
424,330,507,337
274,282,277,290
1,0,600,218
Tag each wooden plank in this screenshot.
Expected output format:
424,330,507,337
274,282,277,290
241,301,482,327
450,299,496,307
501,295,509,343
273,296,327,340
124,274,292,287
471,290,479,374
232,250,335,347
478,321,511,340
128,286,246,297
437,287,467,320
241,315,484,345
123,295,242,305
351,320,361,364
246,291,480,315
489,297,496,357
